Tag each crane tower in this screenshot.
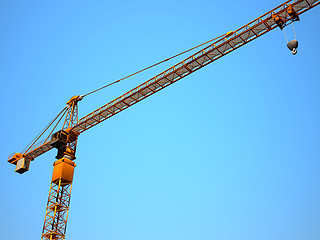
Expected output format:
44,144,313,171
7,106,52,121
7,0,319,239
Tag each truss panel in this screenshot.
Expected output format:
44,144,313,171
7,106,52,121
42,179,73,240
72,0,319,135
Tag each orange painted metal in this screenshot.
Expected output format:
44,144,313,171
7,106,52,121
272,14,286,29
8,141,53,165
41,177,73,240
42,98,80,240
6,1,320,239
66,95,83,106
71,0,320,135
288,4,300,20
7,0,319,166
52,158,76,183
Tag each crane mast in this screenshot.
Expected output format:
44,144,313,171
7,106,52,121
42,96,81,240
6,0,319,239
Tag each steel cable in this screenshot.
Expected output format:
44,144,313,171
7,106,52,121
22,106,68,154
82,33,227,98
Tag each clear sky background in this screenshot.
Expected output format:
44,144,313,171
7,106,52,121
1,1,319,239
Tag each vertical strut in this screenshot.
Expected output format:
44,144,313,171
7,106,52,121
63,102,79,130
42,96,81,240
41,177,73,240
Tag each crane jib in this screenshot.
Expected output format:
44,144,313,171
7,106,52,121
72,0,320,134
6,1,319,239
7,0,320,166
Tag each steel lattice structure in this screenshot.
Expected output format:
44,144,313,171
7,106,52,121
42,179,73,240
7,0,320,239
42,97,80,240
8,0,319,166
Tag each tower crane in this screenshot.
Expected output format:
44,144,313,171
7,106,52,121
7,0,319,239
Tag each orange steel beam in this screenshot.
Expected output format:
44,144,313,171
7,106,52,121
41,160,75,240
7,0,319,165
8,140,53,165
8,98,81,166
71,0,319,135
41,99,79,240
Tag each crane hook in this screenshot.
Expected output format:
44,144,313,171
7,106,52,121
287,39,298,55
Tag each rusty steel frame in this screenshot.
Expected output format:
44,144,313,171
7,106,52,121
41,179,73,240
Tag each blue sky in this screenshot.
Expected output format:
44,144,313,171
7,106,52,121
1,1,319,239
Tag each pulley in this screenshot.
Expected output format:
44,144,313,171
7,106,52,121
273,4,300,55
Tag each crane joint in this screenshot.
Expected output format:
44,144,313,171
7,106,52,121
66,95,83,106
50,128,79,159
